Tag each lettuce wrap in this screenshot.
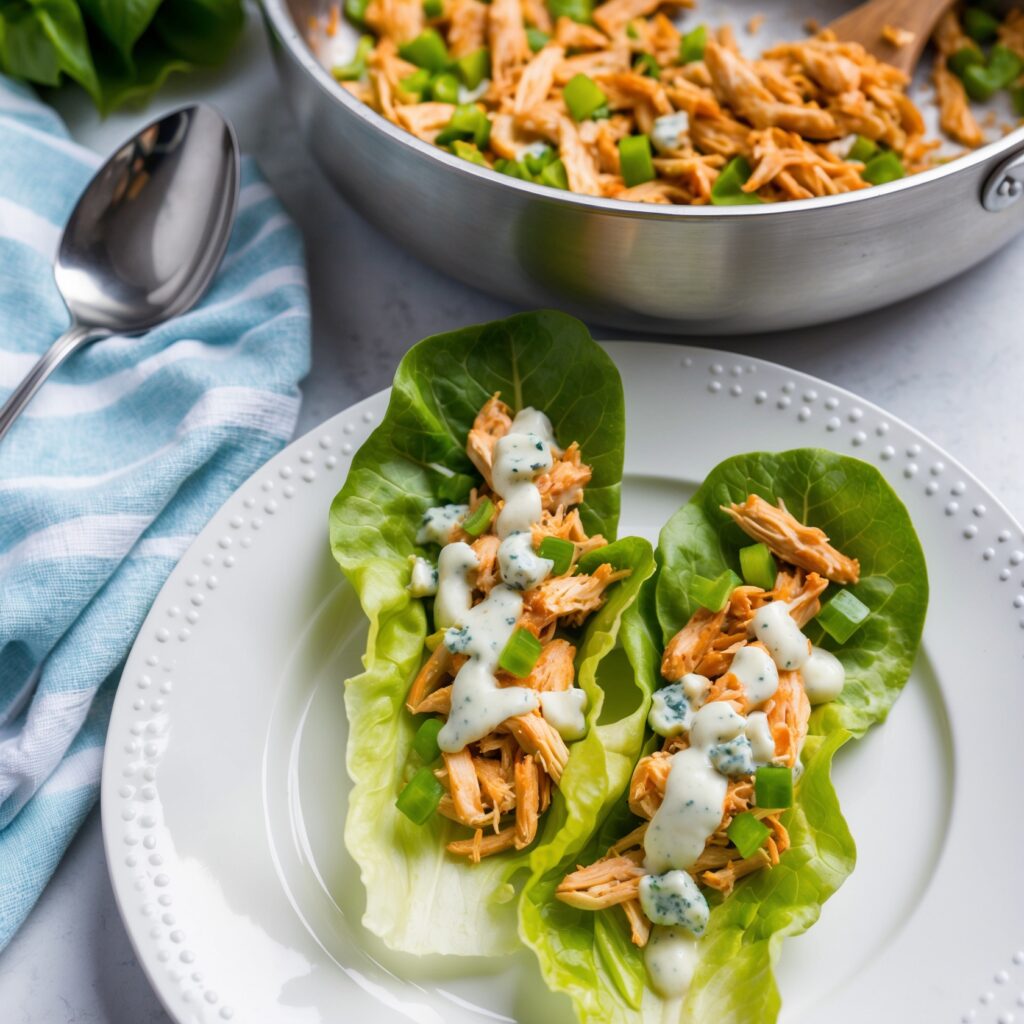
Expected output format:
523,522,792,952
520,448,928,1022
329,311,655,956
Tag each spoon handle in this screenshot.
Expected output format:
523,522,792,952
0,324,105,443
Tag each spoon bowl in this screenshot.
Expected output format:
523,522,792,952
0,103,239,441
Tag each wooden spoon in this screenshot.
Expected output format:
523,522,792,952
828,0,958,76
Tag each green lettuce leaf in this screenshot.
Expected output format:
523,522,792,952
329,311,654,956
521,448,928,1023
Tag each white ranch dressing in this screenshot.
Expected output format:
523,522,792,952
540,689,588,740
433,542,478,629
491,430,553,537
644,702,745,874
745,710,776,764
498,530,552,590
751,601,811,671
644,925,700,999
438,584,539,751
727,644,778,706
802,646,846,704
408,556,438,597
509,407,557,445
417,503,468,546
681,673,711,707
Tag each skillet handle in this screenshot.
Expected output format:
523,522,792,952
981,148,1024,212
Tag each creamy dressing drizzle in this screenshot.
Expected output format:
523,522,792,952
727,644,779,706
417,503,468,546
644,702,745,874
644,926,700,998
433,542,478,630
745,710,776,764
751,600,811,671
424,407,592,753
539,689,588,740
437,584,538,752
408,556,438,597
802,646,846,704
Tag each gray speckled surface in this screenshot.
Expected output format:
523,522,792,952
2,7,1023,1023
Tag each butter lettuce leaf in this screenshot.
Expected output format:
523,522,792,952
329,312,654,956
521,448,927,1023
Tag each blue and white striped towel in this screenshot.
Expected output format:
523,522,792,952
0,77,311,948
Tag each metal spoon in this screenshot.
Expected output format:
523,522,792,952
0,103,239,443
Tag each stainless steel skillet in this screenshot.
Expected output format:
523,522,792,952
262,0,1024,333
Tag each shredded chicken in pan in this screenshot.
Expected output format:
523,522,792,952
409,394,629,862
557,495,859,946
312,1,1024,206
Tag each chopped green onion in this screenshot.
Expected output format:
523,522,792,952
679,24,707,64
948,45,985,79
689,569,742,612
710,156,764,205
462,497,495,534
754,766,793,809
547,0,592,23
396,766,444,824
430,71,461,103
862,150,905,185
436,104,492,148
526,27,550,52
423,0,443,16
498,628,543,677
345,0,371,26
539,158,569,189
963,6,1000,43
452,139,489,166
618,134,655,187
1011,83,1024,116
399,29,450,72
436,471,474,503
412,717,444,761
634,52,660,79
815,589,870,643
564,73,608,121
726,811,771,858
522,145,555,175
739,543,777,592
332,35,374,81
456,47,491,88
399,67,432,101
539,536,575,575
846,134,879,163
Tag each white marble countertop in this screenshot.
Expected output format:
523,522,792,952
2,7,1023,1022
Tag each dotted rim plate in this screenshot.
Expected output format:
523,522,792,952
101,342,1024,1024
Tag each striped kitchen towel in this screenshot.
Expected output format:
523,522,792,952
0,77,311,948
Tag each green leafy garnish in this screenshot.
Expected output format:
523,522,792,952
0,0,244,112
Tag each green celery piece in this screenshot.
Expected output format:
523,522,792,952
540,159,569,189
455,47,490,88
738,542,776,591
547,0,593,23
526,27,550,52
332,35,374,81
948,45,985,79
399,28,449,72
451,139,489,167
329,312,653,956
679,24,707,64
727,811,771,858
346,0,372,24
689,569,742,612
862,151,905,185
618,134,655,187
816,588,871,643
846,134,879,163
711,156,764,205
563,73,607,121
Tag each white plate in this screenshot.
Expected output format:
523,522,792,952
101,343,1024,1024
